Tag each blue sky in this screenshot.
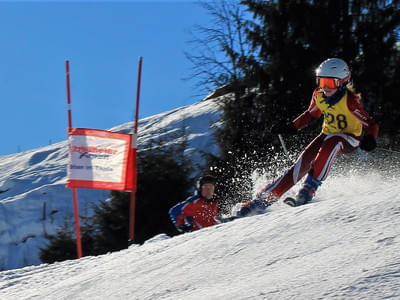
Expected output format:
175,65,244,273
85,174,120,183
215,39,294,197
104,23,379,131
0,1,213,156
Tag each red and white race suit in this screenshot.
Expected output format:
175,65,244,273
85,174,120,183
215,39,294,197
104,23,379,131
258,89,379,202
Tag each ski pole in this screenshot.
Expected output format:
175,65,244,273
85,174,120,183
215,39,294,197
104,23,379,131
278,134,289,157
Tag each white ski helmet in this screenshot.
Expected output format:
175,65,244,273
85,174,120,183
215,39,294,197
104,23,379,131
315,58,351,85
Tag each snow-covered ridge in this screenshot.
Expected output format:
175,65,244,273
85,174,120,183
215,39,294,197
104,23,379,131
0,98,222,271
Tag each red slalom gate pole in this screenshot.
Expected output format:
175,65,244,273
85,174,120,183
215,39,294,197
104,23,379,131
65,60,83,258
72,188,83,258
129,56,143,243
66,61,73,130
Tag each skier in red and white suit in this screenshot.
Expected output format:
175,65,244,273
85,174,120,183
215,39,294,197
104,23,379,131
239,58,379,214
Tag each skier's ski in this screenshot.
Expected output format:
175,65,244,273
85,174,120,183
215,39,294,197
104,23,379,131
283,197,315,207
214,215,239,224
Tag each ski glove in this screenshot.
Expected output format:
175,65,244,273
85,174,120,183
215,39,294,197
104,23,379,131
177,216,194,233
177,223,194,233
270,122,298,134
359,134,377,152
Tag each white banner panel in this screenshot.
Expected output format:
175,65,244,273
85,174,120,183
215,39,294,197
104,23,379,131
67,128,132,191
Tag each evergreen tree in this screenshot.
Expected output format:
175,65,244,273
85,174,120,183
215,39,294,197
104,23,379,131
39,221,77,263
87,191,131,253
40,220,97,263
134,141,194,243
350,0,400,138
241,0,400,136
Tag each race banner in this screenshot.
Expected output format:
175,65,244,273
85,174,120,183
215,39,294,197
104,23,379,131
67,128,134,191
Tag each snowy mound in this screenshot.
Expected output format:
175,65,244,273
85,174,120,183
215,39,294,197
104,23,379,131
0,164,399,299
0,98,221,271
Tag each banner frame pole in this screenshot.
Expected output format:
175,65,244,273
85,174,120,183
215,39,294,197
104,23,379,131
129,56,143,243
66,60,83,258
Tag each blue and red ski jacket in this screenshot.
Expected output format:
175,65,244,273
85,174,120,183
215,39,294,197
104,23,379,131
169,194,221,231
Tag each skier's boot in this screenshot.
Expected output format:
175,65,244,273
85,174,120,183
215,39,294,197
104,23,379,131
236,199,268,217
215,200,267,223
284,175,321,207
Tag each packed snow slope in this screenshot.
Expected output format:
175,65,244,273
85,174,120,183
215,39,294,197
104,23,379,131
0,98,221,271
0,155,399,299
